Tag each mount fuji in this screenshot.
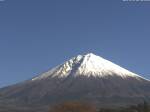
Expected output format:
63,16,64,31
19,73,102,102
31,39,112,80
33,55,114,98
0,53,150,112
32,53,147,80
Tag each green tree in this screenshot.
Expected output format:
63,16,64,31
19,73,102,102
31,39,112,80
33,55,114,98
143,101,149,112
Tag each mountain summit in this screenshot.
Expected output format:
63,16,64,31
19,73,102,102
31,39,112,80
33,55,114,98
0,53,150,112
32,53,143,80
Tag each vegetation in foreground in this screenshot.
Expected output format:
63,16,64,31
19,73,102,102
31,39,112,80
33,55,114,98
49,101,150,112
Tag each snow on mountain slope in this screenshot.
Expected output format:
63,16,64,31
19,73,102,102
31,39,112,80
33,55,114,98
32,53,146,81
1,53,150,111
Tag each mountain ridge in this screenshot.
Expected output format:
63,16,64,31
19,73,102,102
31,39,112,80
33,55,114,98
32,53,148,81
0,53,150,112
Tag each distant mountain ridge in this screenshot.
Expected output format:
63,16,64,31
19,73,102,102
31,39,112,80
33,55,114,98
0,53,150,112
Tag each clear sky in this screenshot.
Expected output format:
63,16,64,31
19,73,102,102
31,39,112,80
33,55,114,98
0,0,150,87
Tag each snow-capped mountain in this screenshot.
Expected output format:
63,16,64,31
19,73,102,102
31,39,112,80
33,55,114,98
32,53,145,80
0,53,150,112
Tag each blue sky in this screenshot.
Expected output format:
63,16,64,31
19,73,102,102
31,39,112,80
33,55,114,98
0,0,150,87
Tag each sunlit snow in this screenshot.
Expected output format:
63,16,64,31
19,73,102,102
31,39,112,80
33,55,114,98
32,53,147,81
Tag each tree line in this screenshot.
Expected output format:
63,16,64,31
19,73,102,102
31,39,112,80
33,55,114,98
49,101,150,112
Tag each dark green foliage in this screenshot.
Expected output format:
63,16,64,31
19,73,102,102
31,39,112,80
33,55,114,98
143,101,149,112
